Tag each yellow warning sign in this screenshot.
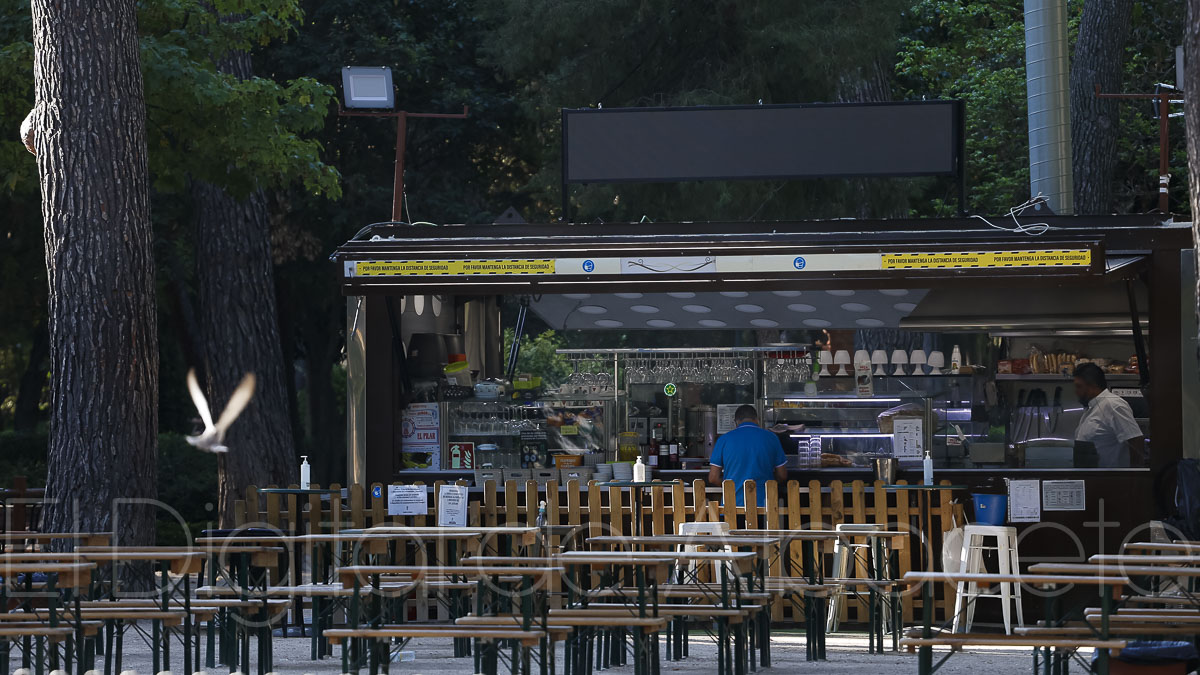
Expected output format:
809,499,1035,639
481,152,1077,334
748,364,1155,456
881,250,1091,270
355,259,557,277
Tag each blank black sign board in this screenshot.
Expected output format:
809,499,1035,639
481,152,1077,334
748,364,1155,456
562,101,961,184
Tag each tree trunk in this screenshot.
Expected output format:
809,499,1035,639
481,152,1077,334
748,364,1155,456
30,0,158,545
303,305,344,484
1070,0,1134,214
13,319,48,432
1187,0,1200,371
192,175,296,524
191,52,295,525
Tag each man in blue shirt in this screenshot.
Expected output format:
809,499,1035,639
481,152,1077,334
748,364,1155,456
708,405,788,507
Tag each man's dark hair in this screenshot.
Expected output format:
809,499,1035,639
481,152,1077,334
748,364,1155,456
734,404,759,423
1073,362,1107,390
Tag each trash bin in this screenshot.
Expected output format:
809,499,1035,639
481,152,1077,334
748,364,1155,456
972,493,1007,525
1093,641,1199,675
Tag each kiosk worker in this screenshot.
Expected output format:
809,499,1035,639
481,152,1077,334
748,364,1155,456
1073,362,1145,467
708,405,788,506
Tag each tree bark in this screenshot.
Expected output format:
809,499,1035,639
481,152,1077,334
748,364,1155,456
191,51,295,525
1070,0,1134,214
30,0,158,545
1187,0,1200,371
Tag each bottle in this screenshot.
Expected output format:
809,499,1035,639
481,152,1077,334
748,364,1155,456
668,442,679,470
950,345,962,375
535,500,548,556
633,456,647,483
922,448,934,486
300,455,311,490
658,440,669,471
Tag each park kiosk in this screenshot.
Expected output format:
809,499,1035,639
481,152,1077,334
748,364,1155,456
329,102,1195,626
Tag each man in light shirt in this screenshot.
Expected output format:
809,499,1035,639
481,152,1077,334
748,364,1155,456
1073,363,1144,467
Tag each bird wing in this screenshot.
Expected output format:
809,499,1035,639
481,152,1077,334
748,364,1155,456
187,369,215,431
215,372,256,434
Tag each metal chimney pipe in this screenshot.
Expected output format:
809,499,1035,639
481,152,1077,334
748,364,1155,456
1024,0,1074,214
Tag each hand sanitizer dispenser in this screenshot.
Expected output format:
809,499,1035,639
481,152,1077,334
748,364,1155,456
300,455,311,490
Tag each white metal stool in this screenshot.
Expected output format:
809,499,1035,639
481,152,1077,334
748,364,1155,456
952,524,1024,634
827,523,893,633
677,521,731,582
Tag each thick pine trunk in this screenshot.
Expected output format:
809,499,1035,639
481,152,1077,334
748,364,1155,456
30,0,158,544
1187,0,1200,371
1070,0,1133,214
191,49,295,524
192,177,296,524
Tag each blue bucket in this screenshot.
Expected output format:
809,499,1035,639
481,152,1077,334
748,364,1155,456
973,493,1007,525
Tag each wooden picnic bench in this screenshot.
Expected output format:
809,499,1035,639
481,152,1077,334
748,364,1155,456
324,625,548,675
904,571,1130,675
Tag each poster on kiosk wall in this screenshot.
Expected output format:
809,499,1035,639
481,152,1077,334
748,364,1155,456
401,402,441,469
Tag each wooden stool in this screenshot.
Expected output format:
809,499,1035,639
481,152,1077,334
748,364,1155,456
827,523,892,633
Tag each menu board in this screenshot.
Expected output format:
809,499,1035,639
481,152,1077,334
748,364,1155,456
1042,480,1085,511
892,417,924,458
1008,479,1041,522
717,404,744,434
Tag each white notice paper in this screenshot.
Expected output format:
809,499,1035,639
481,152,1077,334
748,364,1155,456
437,484,469,527
717,404,744,435
387,485,427,516
892,417,924,459
1042,480,1086,511
1008,479,1041,522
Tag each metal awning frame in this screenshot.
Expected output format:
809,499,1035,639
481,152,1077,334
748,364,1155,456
331,215,1186,296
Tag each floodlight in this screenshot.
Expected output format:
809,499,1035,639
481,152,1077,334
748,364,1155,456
342,67,394,109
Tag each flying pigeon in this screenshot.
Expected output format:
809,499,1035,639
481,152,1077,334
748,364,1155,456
186,368,256,453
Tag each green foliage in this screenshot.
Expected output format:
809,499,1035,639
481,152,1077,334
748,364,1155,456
502,329,573,387
896,0,1187,215
0,3,43,431
481,0,914,222
895,0,1034,215
138,0,340,198
0,431,48,488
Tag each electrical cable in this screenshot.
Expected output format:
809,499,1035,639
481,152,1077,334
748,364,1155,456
969,193,1053,236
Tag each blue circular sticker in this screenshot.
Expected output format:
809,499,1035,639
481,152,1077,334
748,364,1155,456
582,259,595,273
793,256,807,270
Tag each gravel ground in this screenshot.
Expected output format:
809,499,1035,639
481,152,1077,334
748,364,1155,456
31,626,1046,675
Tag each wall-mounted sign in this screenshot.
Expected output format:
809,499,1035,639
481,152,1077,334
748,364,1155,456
663,383,678,397
447,442,475,469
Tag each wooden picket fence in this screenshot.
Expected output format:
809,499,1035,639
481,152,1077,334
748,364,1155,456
235,478,961,626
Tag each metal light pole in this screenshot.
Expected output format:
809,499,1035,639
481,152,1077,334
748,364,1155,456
338,105,470,221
